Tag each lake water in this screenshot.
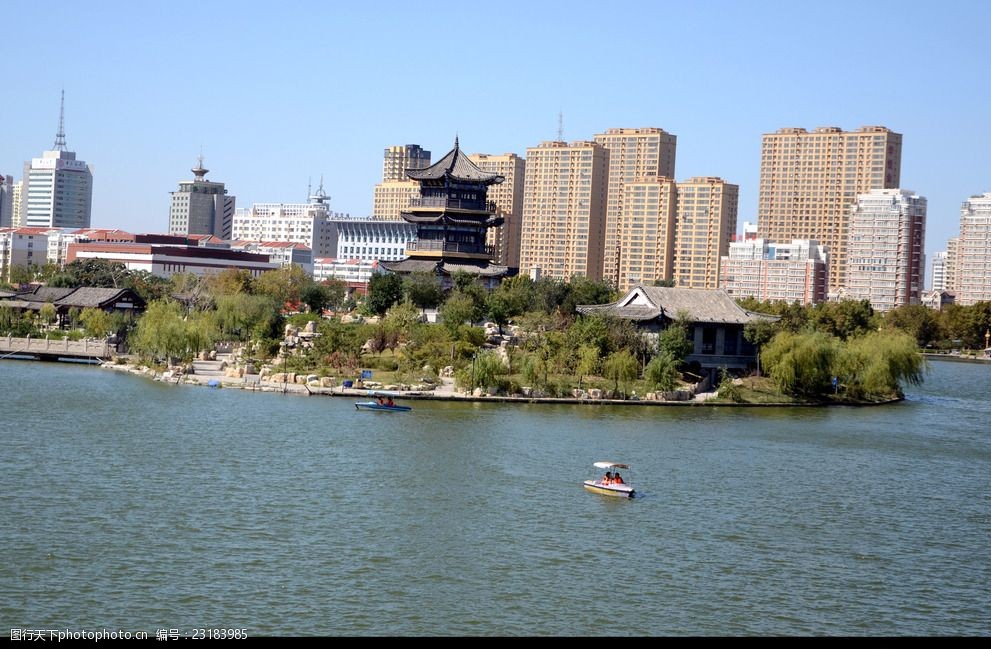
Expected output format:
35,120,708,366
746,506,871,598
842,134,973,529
1,358,989,636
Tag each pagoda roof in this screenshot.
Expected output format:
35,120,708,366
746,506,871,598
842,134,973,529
406,138,504,185
380,258,509,278
401,212,504,228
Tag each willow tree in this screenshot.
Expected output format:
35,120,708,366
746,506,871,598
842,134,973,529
761,330,840,398
837,330,926,399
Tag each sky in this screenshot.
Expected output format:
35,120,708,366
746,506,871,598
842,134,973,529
2,0,988,279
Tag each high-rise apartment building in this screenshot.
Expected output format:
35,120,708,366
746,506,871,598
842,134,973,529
945,236,959,292
469,153,525,268
757,126,902,291
930,251,948,292
615,177,677,291
845,189,926,312
720,239,828,305
593,127,677,287
956,193,991,305
372,144,431,221
22,94,93,229
382,144,431,182
671,177,738,289
372,181,420,221
167,157,236,239
0,176,13,228
11,181,23,228
519,141,608,281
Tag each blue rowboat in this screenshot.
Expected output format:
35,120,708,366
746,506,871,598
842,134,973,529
355,401,412,412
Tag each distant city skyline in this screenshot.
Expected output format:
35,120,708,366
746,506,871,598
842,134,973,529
2,0,988,275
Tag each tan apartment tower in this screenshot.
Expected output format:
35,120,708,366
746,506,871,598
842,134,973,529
519,141,608,280
616,177,677,291
373,144,431,220
593,127,677,288
757,126,902,291
382,144,431,182
469,153,525,268
672,177,739,289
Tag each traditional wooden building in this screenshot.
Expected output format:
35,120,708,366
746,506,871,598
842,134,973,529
380,138,509,289
578,285,776,377
1,285,146,329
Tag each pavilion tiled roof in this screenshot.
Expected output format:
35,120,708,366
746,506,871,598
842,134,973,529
578,286,776,325
406,138,504,185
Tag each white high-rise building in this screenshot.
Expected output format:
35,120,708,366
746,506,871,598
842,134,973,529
930,251,948,292
957,193,991,305
168,156,236,239
845,188,926,312
22,93,93,229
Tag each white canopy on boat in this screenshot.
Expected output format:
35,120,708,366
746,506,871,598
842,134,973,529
593,461,630,469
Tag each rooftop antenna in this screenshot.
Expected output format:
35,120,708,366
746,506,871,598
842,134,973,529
307,176,312,201
53,89,68,152
557,111,564,142
192,147,208,179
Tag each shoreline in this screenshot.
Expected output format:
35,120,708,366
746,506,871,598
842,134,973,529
95,359,903,408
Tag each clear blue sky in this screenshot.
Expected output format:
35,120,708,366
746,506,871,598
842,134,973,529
3,0,987,275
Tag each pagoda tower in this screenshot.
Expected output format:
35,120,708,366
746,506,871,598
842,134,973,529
380,138,509,288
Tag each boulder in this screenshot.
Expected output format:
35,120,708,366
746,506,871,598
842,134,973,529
259,367,271,379
306,374,320,384
588,388,603,400
320,377,336,388
304,320,317,333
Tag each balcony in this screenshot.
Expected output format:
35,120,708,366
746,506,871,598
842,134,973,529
406,240,495,256
409,197,497,212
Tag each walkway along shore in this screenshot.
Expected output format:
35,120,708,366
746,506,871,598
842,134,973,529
98,360,903,408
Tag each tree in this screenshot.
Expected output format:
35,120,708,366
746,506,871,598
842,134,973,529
455,350,503,392
762,330,840,398
603,350,638,397
214,294,279,340
52,259,130,288
837,330,926,399
744,317,777,376
485,291,512,336
300,283,333,315
575,345,601,389
810,299,877,341
567,315,611,356
439,290,482,336
39,303,58,328
403,271,445,309
384,300,421,340
80,308,114,338
884,304,942,348
644,352,680,392
658,312,693,362
365,273,404,316
562,276,614,315
652,277,676,287
130,300,190,362
254,265,311,310
204,268,254,297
